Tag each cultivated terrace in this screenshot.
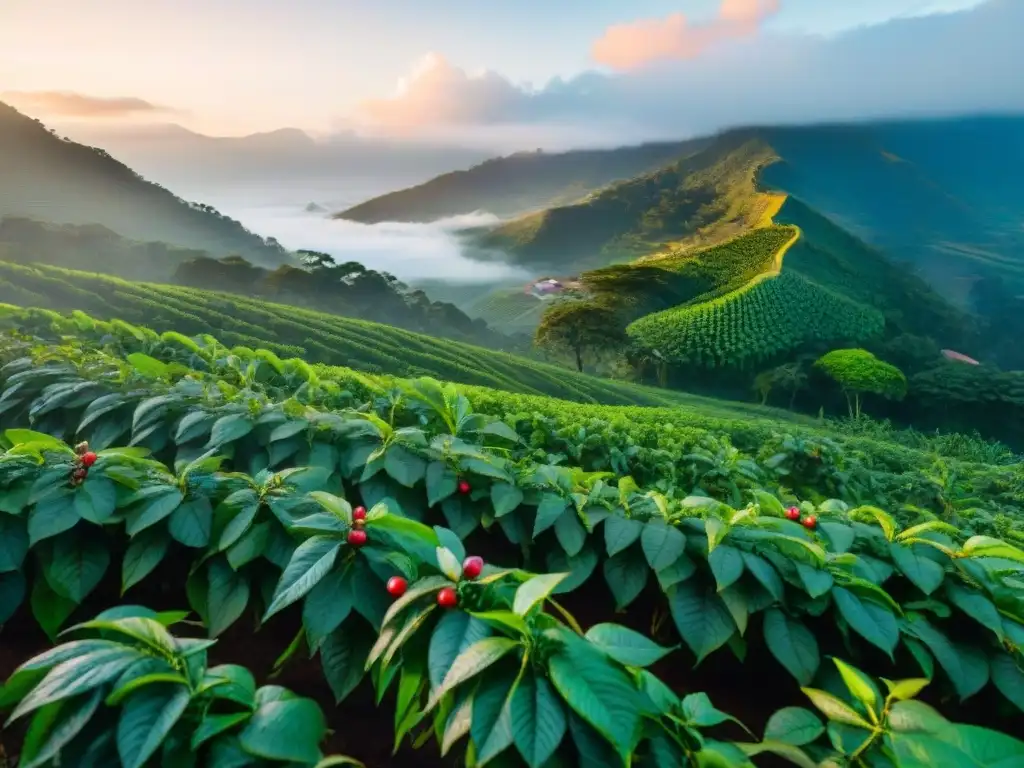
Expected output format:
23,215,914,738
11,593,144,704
0,309,1021,767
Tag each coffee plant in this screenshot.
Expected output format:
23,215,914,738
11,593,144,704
0,314,1021,765
0,608,351,767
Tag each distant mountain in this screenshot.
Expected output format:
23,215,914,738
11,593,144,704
0,102,290,265
411,116,1024,304
758,116,1024,304
335,140,710,224
58,121,490,199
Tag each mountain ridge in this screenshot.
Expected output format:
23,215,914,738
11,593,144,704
0,101,291,266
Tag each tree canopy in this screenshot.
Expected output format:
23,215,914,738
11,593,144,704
535,300,626,372
816,348,907,418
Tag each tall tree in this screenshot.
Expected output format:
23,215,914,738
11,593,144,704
535,301,626,372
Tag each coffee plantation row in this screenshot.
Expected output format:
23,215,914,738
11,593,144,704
0,312,1022,766
27,305,1023,542
0,262,708,407
1,424,1022,766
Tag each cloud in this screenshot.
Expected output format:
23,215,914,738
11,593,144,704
355,0,1023,150
358,53,532,131
592,0,780,71
1,90,177,118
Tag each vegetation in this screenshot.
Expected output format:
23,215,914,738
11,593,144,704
471,137,779,272
1,611,348,767
465,289,546,335
336,140,705,223
628,272,885,369
0,218,512,347
816,350,907,419
534,301,626,372
0,217,209,282
0,289,768,411
0,102,288,266
0,314,1022,766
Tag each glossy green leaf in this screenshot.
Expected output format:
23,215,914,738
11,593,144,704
534,494,568,538
302,566,353,651
121,528,169,593
640,521,686,572
490,483,524,518
667,580,735,665
264,536,342,621
513,573,568,617
832,587,898,658
73,477,117,524
889,542,945,595
18,689,103,768
708,545,744,592
549,635,642,763
238,698,326,763
763,609,819,686
116,683,191,768
763,706,824,746
602,547,648,610
43,535,110,603
604,516,643,557
584,623,676,668
800,688,872,729
510,669,566,768
427,637,518,711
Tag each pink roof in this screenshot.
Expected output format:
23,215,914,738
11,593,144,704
941,349,980,365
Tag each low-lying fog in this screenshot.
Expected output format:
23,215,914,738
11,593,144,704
179,179,528,285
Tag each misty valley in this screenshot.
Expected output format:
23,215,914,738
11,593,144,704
1,2,1024,766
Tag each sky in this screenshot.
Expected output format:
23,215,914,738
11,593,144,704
1,0,1019,147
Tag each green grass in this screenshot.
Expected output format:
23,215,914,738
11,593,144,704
0,259,817,414
466,288,546,333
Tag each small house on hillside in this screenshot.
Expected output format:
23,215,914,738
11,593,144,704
527,278,564,298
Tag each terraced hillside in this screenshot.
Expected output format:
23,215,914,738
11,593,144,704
464,288,546,334
0,259,796,409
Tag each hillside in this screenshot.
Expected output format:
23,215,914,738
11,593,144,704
468,134,775,273
451,117,1024,302
0,259,790,409
621,195,968,369
0,216,210,282
758,116,1024,304
335,139,708,223
0,101,289,266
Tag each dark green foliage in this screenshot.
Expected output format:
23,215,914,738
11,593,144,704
0,317,1022,766
0,267,714,406
0,102,288,266
472,136,775,271
816,349,907,418
534,301,627,372
0,610,340,767
337,139,707,223
580,226,796,323
0,217,210,282
628,272,885,368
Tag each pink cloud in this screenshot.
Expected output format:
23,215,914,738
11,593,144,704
1,90,178,118
358,53,526,131
592,0,781,71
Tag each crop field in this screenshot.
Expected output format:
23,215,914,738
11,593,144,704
0,259,743,406
0,308,1021,767
466,288,546,333
628,271,886,368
